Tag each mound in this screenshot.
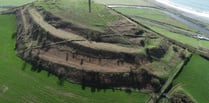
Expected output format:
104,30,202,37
14,0,187,91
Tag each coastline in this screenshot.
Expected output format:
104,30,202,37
148,0,209,24
147,0,209,36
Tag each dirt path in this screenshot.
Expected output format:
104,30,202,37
20,7,29,33
28,8,141,54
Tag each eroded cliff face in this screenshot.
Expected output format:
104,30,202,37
15,6,163,92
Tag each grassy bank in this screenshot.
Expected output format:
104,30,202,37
149,25,209,48
115,8,196,32
0,14,149,103
127,16,209,49
173,54,209,103
0,8,7,11
94,0,153,6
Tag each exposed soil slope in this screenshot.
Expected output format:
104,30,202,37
15,0,186,91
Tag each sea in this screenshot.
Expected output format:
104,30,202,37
155,0,209,22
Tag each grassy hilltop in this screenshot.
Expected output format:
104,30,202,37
35,0,121,31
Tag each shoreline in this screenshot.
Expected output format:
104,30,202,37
148,0,209,24
147,0,209,36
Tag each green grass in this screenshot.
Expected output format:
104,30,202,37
0,8,7,11
34,0,121,31
174,54,209,103
149,46,183,78
0,14,149,103
146,38,162,48
134,20,209,49
114,7,209,49
150,26,209,49
0,0,35,6
115,8,196,32
93,0,153,6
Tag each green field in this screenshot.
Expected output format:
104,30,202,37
0,14,149,103
115,8,197,32
35,0,121,31
112,6,209,50
131,18,209,49
0,0,35,6
173,54,209,103
0,8,7,11
94,0,153,6
149,25,209,49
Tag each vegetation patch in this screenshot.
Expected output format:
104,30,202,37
0,8,7,11
134,20,209,49
34,0,121,31
114,8,197,32
93,0,153,6
147,45,186,79
114,7,209,50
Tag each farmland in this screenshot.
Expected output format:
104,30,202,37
115,8,196,32
174,54,209,103
114,7,209,49
94,0,153,6
0,14,150,103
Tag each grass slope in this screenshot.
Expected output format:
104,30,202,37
0,8,7,11
132,19,209,49
0,14,149,103
115,8,197,32
35,0,120,31
93,0,153,6
149,25,209,48
113,7,209,49
174,54,209,103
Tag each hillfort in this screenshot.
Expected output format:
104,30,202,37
1,0,209,103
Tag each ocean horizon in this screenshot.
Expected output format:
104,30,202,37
155,0,209,22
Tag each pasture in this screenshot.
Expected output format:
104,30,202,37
174,54,209,103
94,0,153,6
115,8,197,32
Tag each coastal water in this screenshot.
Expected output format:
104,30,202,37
170,0,209,12
155,0,209,22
